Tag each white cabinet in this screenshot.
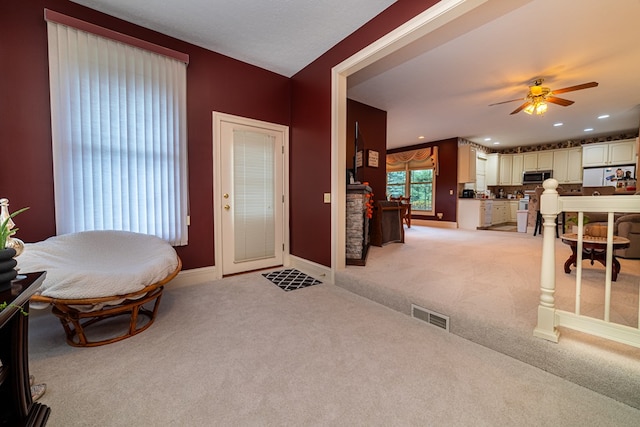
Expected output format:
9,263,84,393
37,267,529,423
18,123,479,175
458,144,477,183
523,153,537,171
511,154,523,185
538,151,554,170
486,153,499,186
491,200,508,225
582,139,637,167
523,151,554,171
553,147,582,184
509,200,518,222
496,154,523,185
499,155,512,185
458,199,492,230
480,200,492,227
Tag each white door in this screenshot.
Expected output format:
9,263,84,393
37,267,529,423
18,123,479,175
214,113,287,276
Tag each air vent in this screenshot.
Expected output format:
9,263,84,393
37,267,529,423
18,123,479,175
411,304,449,332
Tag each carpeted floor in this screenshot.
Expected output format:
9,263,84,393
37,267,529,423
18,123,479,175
27,268,640,426
336,224,640,410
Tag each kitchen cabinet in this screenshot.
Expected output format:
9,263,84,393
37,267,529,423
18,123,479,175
509,200,518,222
511,154,523,185
480,200,492,227
499,155,512,185
553,147,582,184
458,144,477,183
496,154,523,185
486,153,499,186
582,139,637,167
523,151,554,171
491,200,508,225
458,199,492,230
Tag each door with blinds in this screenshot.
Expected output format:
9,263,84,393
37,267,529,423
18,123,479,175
215,113,287,276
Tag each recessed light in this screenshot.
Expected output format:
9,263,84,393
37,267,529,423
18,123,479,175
597,114,610,119
493,141,500,145
484,137,492,141
553,122,563,127
584,128,594,132
418,136,425,139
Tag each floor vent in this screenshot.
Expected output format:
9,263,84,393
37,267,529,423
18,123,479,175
411,304,449,332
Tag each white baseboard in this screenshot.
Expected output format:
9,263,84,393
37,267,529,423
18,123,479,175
170,266,218,289
288,255,333,284
413,219,457,229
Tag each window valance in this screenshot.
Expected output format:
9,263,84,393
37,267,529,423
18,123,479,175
386,147,438,173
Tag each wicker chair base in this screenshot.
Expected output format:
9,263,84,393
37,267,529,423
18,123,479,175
31,258,181,347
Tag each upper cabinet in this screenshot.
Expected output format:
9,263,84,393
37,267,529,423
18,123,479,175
523,151,554,171
458,144,477,183
553,147,582,184
511,154,524,185
499,154,513,185
582,139,637,167
486,153,499,186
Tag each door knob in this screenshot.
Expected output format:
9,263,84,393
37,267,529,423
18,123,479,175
224,204,230,210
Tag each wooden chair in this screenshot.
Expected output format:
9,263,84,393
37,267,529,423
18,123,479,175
389,196,411,227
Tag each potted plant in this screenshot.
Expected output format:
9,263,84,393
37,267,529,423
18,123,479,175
565,215,590,234
0,203,29,294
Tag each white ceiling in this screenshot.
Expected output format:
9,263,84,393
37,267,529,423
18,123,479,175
72,0,640,150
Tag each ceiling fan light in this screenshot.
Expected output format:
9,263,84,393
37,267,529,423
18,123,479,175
523,104,535,115
536,102,548,114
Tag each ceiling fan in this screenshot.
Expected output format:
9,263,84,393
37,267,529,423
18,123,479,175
489,79,599,115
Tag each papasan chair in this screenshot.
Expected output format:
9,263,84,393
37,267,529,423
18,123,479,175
17,230,181,347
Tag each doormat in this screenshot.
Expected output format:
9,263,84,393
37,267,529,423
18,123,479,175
262,269,322,292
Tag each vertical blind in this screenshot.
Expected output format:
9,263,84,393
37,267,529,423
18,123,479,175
233,130,276,262
47,18,188,245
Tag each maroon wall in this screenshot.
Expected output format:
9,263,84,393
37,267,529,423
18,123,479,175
0,1,290,270
387,138,459,222
290,0,440,266
346,99,387,200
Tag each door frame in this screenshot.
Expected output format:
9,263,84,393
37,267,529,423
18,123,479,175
212,111,290,279
330,0,488,282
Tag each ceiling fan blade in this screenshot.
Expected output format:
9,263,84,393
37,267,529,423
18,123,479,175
546,96,574,106
488,98,524,106
551,81,598,94
510,102,530,115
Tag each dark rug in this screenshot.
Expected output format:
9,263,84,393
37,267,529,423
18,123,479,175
262,269,322,292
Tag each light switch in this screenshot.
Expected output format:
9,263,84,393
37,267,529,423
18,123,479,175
449,189,454,195
323,193,331,203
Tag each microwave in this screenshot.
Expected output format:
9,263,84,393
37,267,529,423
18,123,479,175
522,170,553,184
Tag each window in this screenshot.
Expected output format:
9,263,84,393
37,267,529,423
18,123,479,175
46,12,189,245
386,167,435,214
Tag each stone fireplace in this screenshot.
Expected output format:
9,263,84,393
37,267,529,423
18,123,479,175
346,184,372,265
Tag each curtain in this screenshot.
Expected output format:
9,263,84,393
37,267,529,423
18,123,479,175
47,20,188,245
386,147,439,173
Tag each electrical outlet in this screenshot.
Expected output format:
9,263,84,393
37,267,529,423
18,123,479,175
323,193,331,203
437,213,443,219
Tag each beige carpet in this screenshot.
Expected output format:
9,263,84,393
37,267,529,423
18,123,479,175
336,225,640,410
27,252,640,426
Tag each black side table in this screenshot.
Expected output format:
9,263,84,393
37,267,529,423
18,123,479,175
0,272,50,426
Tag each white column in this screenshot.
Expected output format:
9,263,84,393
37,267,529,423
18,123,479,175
533,179,560,342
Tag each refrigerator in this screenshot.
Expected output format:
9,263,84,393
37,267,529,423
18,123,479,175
582,164,636,187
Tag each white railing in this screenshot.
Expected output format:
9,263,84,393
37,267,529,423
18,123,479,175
533,179,640,348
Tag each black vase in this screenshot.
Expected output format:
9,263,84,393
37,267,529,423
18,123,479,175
0,248,17,292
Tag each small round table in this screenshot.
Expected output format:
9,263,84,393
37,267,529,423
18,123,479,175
560,233,630,281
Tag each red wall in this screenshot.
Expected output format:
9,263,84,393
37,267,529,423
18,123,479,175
1,0,442,270
0,1,290,269
289,0,440,266
347,99,387,200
